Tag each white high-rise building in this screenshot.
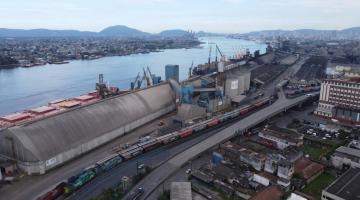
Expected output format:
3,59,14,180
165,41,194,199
314,79,360,125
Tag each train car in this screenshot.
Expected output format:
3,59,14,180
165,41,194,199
156,133,173,144
139,139,161,152
218,113,232,123
229,110,241,118
117,144,141,156
119,147,143,160
238,105,251,115
156,132,179,144
192,123,207,132
41,182,66,200
206,119,219,128
65,167,97,194
72,169,96,189
254,97,270,107
177,129,193,138
96,153,123,172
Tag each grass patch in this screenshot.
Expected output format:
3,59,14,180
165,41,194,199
243,141,266,152
303,145,329,160
302,173,336,199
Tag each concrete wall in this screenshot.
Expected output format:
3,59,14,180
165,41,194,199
225,72,251,98
17,104,175,175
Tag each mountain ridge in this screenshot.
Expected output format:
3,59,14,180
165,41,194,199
0,26,193,38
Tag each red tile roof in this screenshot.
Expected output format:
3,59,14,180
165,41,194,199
295,157,324,180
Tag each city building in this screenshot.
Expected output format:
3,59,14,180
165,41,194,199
264,153,280,174
331,146,360,169
294,158,324,183
258,127,303,150
171,182,192,200
321,168,360,200
239,148,266,171
333,63,360,78
277,160,294,180
165,64,180,82
314,79,360,125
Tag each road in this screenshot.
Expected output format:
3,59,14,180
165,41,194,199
65,107,260,200
241,56,308,105
124,92,313,200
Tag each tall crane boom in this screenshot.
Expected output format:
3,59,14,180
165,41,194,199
146,66,153,86
208,46,212,66
216,45,223,57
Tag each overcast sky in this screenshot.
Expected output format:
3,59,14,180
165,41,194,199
1,0,359,33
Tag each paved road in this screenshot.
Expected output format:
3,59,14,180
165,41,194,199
125,92,313,200
66,109,256,200
241,56,308,105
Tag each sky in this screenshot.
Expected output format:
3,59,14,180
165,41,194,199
0,0,359,33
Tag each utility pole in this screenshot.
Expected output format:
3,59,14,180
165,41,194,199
136,160,139,176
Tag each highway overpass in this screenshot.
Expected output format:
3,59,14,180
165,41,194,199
125,92,316,200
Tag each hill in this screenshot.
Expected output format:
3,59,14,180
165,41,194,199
99,25,150,37
0,28,95,37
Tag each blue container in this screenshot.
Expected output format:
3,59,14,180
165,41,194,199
181,85,193,104
212,152,224,165
165,64,179,82
152,76,161,85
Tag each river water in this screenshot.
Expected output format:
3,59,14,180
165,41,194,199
0,37,266,115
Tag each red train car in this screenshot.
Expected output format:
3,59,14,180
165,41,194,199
178,129,193,138
206,119,219,128
239,105,251,115
41,182,66,200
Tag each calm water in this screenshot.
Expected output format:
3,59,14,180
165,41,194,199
0,37,266,115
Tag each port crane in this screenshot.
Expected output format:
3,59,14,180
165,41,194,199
145,67,153,87
215,44,225,62
131,67,154,90
188,61,194,78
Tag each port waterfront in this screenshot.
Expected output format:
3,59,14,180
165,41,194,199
0,37,266,115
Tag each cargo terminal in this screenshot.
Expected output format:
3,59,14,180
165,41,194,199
0,47,290,175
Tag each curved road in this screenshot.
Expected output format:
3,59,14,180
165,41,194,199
65,108,257,200
125,92,315,200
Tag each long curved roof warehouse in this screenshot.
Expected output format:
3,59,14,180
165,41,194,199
0,83,176,174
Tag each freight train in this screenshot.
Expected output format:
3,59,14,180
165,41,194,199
39,96,273,200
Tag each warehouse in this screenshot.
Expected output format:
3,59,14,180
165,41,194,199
0,83,176,174
322,168,360,200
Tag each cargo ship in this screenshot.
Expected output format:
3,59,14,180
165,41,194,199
0,92,102,129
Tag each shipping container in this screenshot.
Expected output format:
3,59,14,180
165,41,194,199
157,132,179,144
96,154,122,172
139,139,161,151
178,129,193,138
193,123,207,132
207,119,219,127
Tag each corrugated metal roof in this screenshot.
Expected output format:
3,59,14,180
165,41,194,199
335,146,360,158
171,182,192,200
0,83,175,162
